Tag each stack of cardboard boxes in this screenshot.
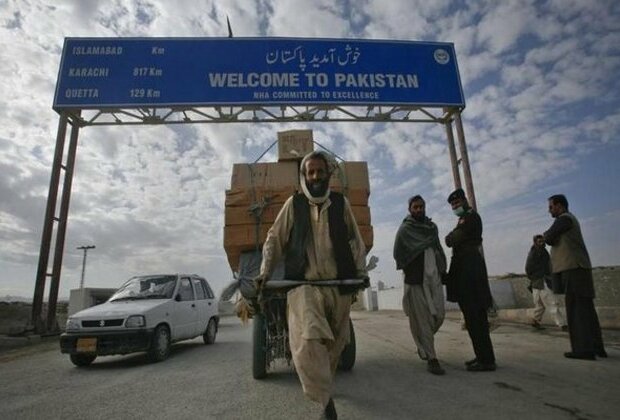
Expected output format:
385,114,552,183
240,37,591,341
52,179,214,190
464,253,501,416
223,129,373,272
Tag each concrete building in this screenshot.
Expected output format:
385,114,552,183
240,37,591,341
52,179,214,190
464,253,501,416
68,288,116,316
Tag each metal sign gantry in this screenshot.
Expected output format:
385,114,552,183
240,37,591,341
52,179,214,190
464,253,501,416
32,36,476,333
30,104,476,333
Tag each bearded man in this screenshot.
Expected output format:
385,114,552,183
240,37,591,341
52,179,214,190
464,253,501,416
255,151,368,420
393,195,447,375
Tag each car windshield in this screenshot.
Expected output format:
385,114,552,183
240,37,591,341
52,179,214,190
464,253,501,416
109,275,177,301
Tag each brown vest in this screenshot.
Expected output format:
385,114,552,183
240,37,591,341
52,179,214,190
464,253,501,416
550,212,592,273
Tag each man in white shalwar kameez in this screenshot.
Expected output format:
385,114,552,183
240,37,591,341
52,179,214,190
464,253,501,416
255,151,368,420
394,195,447,375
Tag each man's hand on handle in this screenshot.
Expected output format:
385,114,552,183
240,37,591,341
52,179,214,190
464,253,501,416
253,274,268,292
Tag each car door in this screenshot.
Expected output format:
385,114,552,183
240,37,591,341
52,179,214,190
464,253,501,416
171,277,198,340
201,279,218,321
191,277,209,336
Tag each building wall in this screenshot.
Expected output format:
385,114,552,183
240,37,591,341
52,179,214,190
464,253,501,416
374,267,620,328
376,287,402,311
68,288,116,316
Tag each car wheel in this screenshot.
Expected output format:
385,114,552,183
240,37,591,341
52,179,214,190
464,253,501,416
147,325,171,362
338,319,356,371
70,353,97,367
203,318,217,345
252,313,267,379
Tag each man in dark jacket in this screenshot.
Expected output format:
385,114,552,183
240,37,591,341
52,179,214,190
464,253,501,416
525,234,567,330
544,194,606,360
445,188,496,371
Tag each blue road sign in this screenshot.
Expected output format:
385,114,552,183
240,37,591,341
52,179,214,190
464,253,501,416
53,37,465,109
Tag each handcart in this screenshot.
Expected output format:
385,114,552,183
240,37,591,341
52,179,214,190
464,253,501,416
251,279,365,379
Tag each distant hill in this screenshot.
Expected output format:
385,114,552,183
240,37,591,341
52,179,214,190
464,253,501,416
0,295,32,303
0,296,69,303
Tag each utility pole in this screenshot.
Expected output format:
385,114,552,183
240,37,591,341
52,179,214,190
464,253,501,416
77,245,95,289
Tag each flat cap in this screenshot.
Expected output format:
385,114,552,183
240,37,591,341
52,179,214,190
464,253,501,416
447,188,466,203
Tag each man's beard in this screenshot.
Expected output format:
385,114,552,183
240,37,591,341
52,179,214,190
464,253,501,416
305,178,329,197
410,211,426,221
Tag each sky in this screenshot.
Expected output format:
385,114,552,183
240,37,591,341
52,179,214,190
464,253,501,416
0,0,619,301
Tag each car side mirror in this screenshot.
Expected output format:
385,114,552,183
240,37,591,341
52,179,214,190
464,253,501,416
175,294,182,302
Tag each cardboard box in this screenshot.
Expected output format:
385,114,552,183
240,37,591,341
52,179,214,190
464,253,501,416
225,223,374,271
225,203,284,226
225,204,369,229
225,204,368,226
231,162,299,189
277,130,314,161
226,251,241,272
351,206,371,226
330,161,370,190
331,187,369,206
225,186,297,207
224,223,272,272
224,224,271,251
359,225,374,252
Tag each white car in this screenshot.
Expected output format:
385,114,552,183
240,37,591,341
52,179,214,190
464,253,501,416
60,274,219,366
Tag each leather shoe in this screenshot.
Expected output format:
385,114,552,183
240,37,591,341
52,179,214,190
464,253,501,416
466,361,496,372
464,358,478,367
561,325,568,332
427,359,446,375
564,352,595,360
321,398,337,420
596,349,608,358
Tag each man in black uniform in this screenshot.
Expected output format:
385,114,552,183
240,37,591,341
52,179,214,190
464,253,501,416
445,188,496,371
544,194,606,360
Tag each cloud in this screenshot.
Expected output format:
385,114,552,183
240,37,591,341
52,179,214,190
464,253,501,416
0,0,619,301
265,0,352,38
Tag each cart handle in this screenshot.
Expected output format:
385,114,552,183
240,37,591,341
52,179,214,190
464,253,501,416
262,278,366,290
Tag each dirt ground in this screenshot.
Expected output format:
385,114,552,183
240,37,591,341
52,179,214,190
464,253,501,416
0,302,67,335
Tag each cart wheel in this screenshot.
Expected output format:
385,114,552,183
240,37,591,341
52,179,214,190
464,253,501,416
70,353,96,367
338,319,356,371
253,313,268,379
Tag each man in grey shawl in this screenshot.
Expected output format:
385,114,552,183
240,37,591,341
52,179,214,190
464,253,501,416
393,195,448,375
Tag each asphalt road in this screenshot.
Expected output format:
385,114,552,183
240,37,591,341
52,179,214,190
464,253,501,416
1,311,619,420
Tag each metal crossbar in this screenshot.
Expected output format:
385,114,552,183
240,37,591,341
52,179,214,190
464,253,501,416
61,105,462,127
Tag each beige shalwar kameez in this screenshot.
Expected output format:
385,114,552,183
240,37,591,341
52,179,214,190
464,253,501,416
260,194,367,406
402,248,445,360
532,284,566,327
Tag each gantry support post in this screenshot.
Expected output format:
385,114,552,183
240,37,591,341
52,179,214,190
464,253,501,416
454,111,478,211
445,118,462,190
46,115,81,332
31,114,69,333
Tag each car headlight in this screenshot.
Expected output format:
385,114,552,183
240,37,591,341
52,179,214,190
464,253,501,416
66,318,80,331
125,315,146,328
